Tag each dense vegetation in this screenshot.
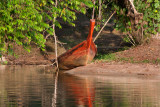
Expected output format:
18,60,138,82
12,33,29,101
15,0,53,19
0,0,159,58
0,0,93,57
114,0,160,45
92,0,160,45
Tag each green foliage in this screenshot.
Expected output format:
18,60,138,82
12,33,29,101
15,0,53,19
135,0,160,34
95,53,116,61
0,0,93,57
0,0,47,55
113,0,160,44
91,0,113,31
1,60,8,65
92,0,159,45
95,53,160,64
41,0,93,27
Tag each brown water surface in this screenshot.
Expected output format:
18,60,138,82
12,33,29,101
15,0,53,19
0,65,160,107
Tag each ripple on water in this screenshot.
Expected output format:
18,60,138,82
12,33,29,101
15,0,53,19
0,65,160,107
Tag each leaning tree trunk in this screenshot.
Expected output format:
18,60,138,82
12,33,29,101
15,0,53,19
117,0,144,44
127,0,143,44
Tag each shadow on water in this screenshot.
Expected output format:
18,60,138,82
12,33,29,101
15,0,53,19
0,65,160,107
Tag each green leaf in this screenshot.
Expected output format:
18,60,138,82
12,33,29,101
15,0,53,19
158,26,160,32
81,8,86,14
8,46,14,55
128,21,131,26
46,29,53,35
55,21,62,29
147,0,152,3
154,3,159,8
62,16,67,22
40,23,49,28
72,15,76,20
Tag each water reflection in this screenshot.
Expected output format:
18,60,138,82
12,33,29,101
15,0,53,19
0,65,160,107
0,65,55,107
58,74,95,107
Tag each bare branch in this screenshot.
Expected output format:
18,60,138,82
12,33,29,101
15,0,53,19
93,11,116,42
52,0,59,106
126,33,136,46
45,34,50,40
128,0,137,14
92,0,95,19
52,0,59,71
98,0,102,21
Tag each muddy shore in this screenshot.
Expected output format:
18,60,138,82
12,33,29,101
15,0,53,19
64,62,160,77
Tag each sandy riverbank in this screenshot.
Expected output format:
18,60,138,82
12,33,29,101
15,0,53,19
65,62,160,77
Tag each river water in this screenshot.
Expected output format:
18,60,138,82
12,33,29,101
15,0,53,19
0,65,160,107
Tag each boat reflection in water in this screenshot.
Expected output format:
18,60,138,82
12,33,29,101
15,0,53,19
0,65,160,107
58,73,95,107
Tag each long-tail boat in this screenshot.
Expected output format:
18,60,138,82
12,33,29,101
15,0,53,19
56,19,96,70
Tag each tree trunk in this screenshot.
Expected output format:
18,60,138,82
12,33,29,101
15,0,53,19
117,0,144,44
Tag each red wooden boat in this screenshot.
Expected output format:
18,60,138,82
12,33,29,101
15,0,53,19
57,19,96,70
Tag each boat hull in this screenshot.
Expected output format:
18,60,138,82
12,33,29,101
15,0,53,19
58,40,96,70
